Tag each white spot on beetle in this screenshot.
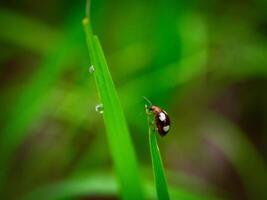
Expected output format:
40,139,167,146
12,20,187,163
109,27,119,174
163,125,169,132
159,112,166,121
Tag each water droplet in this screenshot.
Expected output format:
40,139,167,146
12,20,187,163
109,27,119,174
95,103,104,114
89,65,95,74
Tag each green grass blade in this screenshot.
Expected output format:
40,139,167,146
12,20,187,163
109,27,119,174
146,107,170,200
149,131,170,199
82,16,145,200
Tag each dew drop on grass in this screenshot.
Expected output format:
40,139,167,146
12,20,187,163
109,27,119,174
89,65,95,74
95,103,104,114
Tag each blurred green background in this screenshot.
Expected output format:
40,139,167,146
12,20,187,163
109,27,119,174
0,0,267,199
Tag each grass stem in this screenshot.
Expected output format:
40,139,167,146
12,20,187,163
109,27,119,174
145,105,170,200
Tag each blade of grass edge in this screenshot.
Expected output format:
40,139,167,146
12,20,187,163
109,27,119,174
146,107,170,200
82,17,145,200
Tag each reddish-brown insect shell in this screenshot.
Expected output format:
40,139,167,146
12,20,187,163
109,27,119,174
150,105,170,136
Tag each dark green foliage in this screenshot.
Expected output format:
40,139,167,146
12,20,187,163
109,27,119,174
0,0,267,200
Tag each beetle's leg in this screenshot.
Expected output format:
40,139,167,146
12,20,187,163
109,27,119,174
144,104,150,115
145,104,157,131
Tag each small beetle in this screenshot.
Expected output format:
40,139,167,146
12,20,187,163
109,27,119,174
144,97,170,136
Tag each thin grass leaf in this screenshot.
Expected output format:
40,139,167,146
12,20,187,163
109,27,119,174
145,106,170,200
149,131,170,200
82,14,145,200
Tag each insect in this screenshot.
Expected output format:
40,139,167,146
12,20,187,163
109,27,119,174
144,97,170,136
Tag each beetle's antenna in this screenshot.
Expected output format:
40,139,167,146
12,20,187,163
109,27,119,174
143,96,153,107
